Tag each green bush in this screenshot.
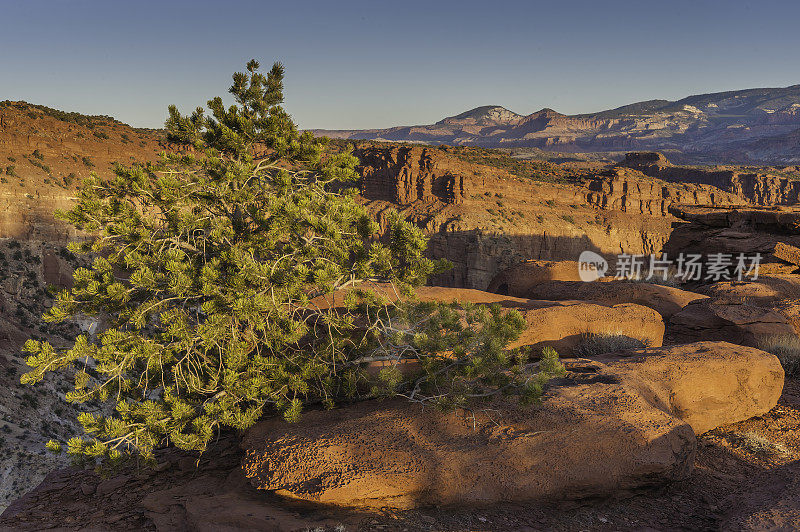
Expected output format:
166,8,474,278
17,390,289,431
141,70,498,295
22,60,561,463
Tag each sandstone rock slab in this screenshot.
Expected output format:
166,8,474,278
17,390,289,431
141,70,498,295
521,280,707,319
241,360,696,509
600,341,785,435
669,299,795,346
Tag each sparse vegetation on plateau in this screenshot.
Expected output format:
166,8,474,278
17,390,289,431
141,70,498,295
442,146,578,184
0,100,120,128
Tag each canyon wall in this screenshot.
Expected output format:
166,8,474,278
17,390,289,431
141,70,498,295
356,146,748,289
621,152,800,206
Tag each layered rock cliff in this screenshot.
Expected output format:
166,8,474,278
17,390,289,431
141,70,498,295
621,152,800,206
356,146,748,289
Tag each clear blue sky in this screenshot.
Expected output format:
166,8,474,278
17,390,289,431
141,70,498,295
2,0,799,130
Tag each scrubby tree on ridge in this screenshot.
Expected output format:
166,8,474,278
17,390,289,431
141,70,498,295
22,60,564,462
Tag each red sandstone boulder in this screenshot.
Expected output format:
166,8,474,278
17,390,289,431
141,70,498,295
414,288,665,352
669,299,795,346
240,341,782,509
241,358,696,509
521,280,707,319
701,275,800,333
600,342,784,435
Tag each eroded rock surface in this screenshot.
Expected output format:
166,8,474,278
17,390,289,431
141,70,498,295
669,298,795,346
497,278,707,319
242,359,696,509
600,342,785,435
240,341,783,510
356,146,746,289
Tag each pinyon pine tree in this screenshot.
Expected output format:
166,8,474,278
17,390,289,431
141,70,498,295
22,60,564,462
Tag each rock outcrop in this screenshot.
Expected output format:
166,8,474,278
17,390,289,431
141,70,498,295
242,358,697,509
662,205,800,275
357,146,473,205
313,285,665,353
598,342,785,435
241,341,783,509
357,146,749,290
621,152,800,205
510,279,707,319
485,260,589,295
701,274,800,333
669,299,796,346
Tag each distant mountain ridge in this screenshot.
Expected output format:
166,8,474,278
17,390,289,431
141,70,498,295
314,85,800,164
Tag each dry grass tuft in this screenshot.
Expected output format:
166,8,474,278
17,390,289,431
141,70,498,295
572,333,647,357
725,431,790,457
758,334,800,377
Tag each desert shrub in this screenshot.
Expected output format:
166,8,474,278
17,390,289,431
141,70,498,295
559,214,575,224
22,60,562,463
31,150,43,160
5,165,16,177
81,156,94,168
25,155,50,174
92,130,109,140
627,274,683,288
724,431,789,456
758,334,800,377
572,333,646,357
